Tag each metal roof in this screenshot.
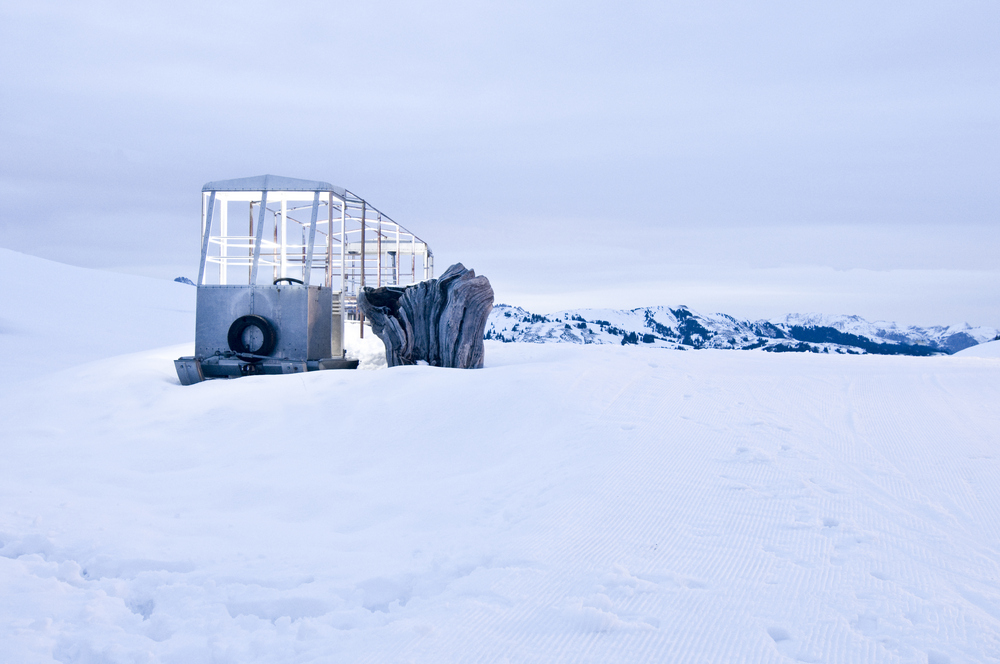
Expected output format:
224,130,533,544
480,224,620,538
202,174,346,197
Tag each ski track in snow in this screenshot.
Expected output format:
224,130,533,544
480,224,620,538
1,340,999,663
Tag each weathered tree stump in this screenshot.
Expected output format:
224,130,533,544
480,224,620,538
357,263,495,368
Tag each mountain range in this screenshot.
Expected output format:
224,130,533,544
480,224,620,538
485,304,999,356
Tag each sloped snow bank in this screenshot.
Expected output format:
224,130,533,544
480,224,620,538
954,339,1000,358
0,248,196,381
2,341,999,663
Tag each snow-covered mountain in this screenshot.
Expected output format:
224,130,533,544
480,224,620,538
486,304,999,355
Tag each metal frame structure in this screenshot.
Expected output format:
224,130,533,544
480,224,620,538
197,174,433,303
175,174,433,384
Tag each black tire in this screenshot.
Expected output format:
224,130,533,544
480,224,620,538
227,315,277,357
274,277,304,285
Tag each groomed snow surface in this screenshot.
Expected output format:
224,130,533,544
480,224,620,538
2,250,1000,663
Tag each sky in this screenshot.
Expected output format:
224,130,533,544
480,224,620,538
1,0,997,326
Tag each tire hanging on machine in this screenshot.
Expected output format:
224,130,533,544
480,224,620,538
227,315,277,358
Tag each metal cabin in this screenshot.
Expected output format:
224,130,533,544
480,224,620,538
175,175,433,385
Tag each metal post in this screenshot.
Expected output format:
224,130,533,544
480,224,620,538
249,191,268,285
394,224,400,285
376,214,382,288
339,197,346,294
359,201,366,338
200,192,206,272
219,197,228,285
272,207,278,283
303,191,320,286
280,198,288,279
360,202,366,291
248,201,254,283
325,193,333,288
197,191,216,286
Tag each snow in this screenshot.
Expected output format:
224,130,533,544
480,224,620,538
0,247,195,380
2,251,1000,662
954,339,1000,358
344,321,389,370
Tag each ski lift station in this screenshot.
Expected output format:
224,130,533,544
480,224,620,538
175,175,434,384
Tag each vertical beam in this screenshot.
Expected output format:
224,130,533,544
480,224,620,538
394,224,400,285
219,197,228,285
360,202,367,292
249,191,268,285
411,235,416,283
303,191,320,286
376,214,382,288
197,191,216,286
330,196,337,287
359,201,366,338
200,192,206,268
280,197,288,278
339,198,346,293
248,200,253,283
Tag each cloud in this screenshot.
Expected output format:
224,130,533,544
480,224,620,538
1,0,997,325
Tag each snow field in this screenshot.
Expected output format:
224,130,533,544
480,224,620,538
0,248,195,380
2,339,1000,662
956,340,1000,358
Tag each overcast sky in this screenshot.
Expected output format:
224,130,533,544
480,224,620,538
1,0,997,325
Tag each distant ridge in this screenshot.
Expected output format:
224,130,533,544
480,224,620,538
486,305,999,356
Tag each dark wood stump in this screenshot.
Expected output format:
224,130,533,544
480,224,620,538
357,263,495,368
